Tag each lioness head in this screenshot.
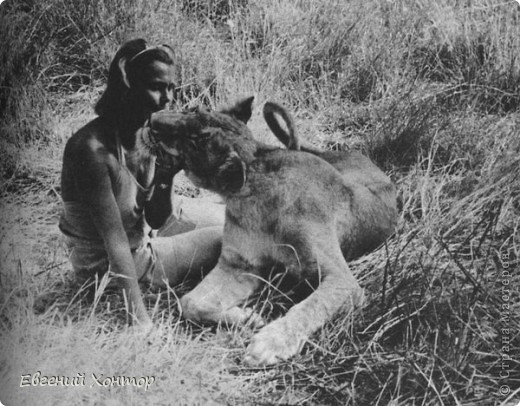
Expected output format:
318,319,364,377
148,97,258,195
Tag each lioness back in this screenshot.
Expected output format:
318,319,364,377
316,150,397,258
227,149,396,262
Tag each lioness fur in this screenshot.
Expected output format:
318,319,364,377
148,97,397,365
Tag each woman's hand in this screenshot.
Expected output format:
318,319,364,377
154,148,181,179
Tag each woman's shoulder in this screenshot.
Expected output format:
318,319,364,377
61,117,120,201
65,117,115,154
63,117,120,170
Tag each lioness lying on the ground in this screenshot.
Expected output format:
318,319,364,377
147,97,397,365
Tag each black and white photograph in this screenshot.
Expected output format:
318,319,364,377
0,0,519,404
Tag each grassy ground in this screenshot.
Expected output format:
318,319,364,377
1,0,520,405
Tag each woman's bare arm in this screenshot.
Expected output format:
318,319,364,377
73,137,151,325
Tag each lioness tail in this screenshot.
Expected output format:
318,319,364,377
263,102,321,154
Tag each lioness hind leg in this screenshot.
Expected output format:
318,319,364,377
245,245,364,365
180,262,264,327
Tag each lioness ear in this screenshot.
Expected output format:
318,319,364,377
221,96,254,123
215,151,246,193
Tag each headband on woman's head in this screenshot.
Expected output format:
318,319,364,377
129,44,175,63
118,44,175,89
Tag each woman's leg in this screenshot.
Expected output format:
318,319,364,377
134,195,225,287
141,226,223,287
157,195,225,236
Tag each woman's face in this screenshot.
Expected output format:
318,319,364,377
133,60,176,114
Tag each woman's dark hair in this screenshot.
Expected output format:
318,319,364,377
95,39,175,122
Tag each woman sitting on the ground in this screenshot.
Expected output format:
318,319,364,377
59,39,224,326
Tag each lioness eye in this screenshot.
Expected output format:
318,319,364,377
186,139,198,148
189,131,211,146
199,130,213,140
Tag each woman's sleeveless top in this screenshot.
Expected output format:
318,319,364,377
59,136,153,279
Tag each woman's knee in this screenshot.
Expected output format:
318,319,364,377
157,196,225,237
148,226,223,286
177,196,226,229
186,226,223,264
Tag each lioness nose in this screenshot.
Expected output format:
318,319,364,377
150,111,187,135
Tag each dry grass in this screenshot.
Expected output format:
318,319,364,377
1,0,520,405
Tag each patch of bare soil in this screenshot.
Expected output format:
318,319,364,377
1,148,65,285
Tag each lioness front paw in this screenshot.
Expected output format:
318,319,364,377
244,321,306,366
181,294,265,327
223,306,265,328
